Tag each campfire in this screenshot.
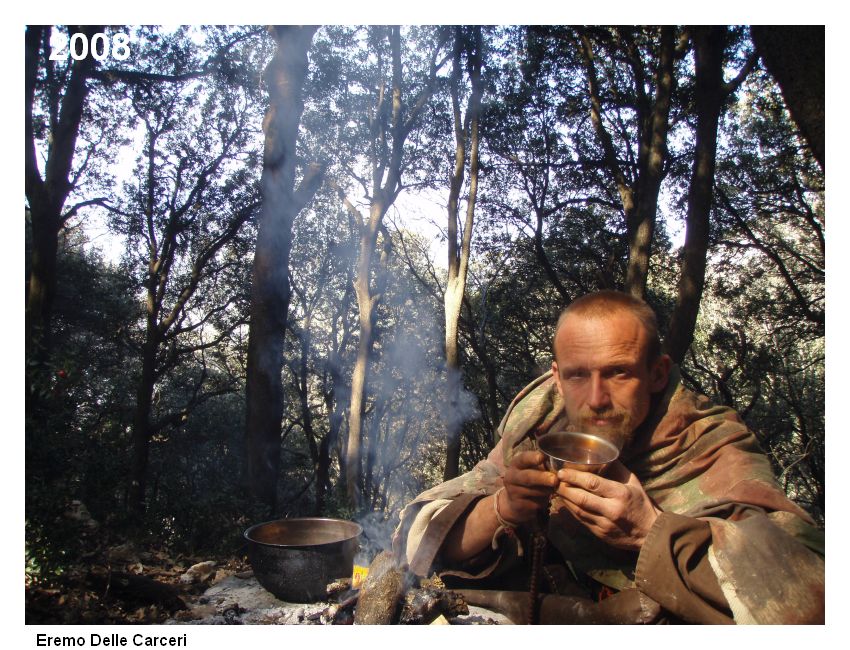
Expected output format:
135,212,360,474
342,551,470,625
169,550,510,625
219,515,507,625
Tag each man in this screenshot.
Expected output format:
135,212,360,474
391,291,824,624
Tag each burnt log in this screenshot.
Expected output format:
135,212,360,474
352,551,410,624
455,589,529,624
326,577,352,598
399,586,469,624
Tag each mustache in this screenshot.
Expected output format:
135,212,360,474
575,409,634,450
578,407,627,422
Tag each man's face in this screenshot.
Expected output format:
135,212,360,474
551,310,670,450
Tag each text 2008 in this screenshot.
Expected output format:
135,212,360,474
50,32,131,62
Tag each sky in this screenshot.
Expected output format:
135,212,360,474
8,2,849,647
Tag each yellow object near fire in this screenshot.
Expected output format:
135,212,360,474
351,564,369,589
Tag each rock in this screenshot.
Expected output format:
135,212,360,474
453,606,513,625
179,561,217,585
65,500,99,531
87,570,186,614
175,604,217,621
107,542,140,565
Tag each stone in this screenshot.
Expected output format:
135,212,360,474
179,561,217,584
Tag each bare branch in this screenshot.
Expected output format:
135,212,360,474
61,197,112,223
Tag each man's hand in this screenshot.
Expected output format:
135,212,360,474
441,450,556,562
555,460,661,552
500,450,558,524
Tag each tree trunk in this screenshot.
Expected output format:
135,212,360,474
444,27,482,481
626,26,675,298
245,25,319,513
320,363,347,512
532,209,572,305
665,27,727,364
317,276,354,514
461,301,504,444
26,208,60,366
315,433,331,515
750,26,824,171
317,363,345,515
345,208,384,509
298,317,321,475
129,334,159,514
578,27,675,300
342,26,447,509
25,25,100,367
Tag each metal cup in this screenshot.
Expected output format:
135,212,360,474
537,431,620,475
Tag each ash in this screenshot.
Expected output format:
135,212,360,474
166,572,510,625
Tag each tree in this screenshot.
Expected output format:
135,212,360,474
25,25,254,373
284,195,358,515
482,26,585,306
574,26,678,298
25,225,139,579
750,26,824,170
330,26,450,510
245,25,323,513
26,25,104,373
100,42,264,513
24,26,825,588
677,55,824,521
665,26,757,364
443,26,484,481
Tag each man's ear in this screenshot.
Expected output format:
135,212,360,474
649,354,672,392
551,361,564,398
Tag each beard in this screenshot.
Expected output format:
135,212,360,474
572,407,637,451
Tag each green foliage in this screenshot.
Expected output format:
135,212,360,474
26,233,138,581
678,63,824,522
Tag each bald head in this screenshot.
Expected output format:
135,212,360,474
552,291,662,367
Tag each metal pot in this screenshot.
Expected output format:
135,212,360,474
244,517,362,603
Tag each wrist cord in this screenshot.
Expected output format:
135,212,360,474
491,487,524,557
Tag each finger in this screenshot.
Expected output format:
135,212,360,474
511,450,548,469
558,494,606,529
508,466,558,489
557,468,618,497
504,485,555,516
504,468,556,494
556,484,611,517
508,488,556,508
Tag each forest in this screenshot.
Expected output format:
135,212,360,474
25,25,824,622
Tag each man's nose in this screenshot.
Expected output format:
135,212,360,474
588,374,611,411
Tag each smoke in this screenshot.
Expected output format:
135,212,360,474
355,510,397,558
442,365,480,435
357,285,480,533
281,202,484,529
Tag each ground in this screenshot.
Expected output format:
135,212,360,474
25,541,250,625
